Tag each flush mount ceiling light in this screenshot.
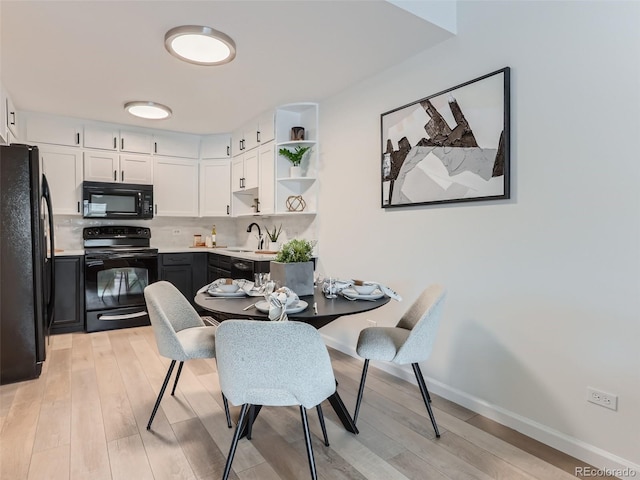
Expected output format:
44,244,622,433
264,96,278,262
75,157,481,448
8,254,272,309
165,25,236,66
124,101,172,120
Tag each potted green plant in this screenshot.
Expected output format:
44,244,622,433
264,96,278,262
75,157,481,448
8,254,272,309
279,146,312,177
264,223,283,250
270,238,315,296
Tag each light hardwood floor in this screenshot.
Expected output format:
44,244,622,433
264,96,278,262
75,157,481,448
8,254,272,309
0,326,614,480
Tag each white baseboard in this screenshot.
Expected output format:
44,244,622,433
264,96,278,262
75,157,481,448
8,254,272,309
321,333,640,479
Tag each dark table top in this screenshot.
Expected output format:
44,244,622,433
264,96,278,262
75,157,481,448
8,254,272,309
195,288,391,329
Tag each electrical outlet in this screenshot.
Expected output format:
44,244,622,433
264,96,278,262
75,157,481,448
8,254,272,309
172,229,181,236
587,387,618,411
366,319,377,327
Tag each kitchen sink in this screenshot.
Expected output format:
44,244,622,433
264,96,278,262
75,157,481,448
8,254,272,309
225,248,253,253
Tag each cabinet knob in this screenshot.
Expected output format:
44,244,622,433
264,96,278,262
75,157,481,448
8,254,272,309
114,170,117,181
113,137,117,149
121,171,124,182
76,132,80,145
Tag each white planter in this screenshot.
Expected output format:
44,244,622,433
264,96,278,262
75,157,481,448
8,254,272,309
269,261,314,296
289,166,302,178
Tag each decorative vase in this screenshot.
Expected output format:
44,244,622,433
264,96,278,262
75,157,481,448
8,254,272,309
269,261,314,296
290,165,302,177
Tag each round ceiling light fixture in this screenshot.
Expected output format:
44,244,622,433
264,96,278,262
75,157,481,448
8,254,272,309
124,101,172,120
165,25,236,66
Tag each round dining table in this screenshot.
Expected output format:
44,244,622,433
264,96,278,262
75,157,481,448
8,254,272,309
194,287,392,436
194,288,391,329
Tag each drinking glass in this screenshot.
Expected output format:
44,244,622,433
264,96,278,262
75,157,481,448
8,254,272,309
324,277,337,299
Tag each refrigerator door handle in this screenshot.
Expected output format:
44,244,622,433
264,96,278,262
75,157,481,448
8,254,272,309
42,174,56,333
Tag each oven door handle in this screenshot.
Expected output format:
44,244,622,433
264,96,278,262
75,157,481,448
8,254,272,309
98,311,148,321
87,253,158,261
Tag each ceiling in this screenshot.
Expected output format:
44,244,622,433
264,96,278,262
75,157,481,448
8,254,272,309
1,1,454,135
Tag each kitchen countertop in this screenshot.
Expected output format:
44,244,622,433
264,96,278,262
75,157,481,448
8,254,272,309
155,246,278,261
53,247,278,262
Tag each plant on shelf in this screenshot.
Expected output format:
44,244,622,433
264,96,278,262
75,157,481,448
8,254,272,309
274,238,315,263
278,146,312,166
265,224,283,243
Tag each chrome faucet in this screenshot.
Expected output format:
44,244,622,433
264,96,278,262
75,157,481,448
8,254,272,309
247,222,264,249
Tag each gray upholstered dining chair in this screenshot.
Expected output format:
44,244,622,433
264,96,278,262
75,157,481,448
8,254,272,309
143,281,231,430
215,319,336,480
353,284,446,437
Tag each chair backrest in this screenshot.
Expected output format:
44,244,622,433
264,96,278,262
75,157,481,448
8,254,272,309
393,284,446,365
144,281,205,360
215,320,336,409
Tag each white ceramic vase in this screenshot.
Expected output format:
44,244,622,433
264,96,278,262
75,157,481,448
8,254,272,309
290,165,302,178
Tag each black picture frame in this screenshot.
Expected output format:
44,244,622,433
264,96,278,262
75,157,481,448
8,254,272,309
381,67,510,208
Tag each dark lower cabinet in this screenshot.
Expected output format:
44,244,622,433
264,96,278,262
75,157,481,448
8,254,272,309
51,256,85,334
159,253,208,309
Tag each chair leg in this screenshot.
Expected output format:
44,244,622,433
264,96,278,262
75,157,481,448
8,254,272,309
300,406,318,480
223,403,250,480
411,363,440,438
222,393,232,428
170,361,184,396
247,405,256,440
147,360,176,430
316,404,329,447
353,359,369,425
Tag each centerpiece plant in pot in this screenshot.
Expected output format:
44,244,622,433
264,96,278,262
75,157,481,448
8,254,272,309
269,238,315,296
278,146,311,177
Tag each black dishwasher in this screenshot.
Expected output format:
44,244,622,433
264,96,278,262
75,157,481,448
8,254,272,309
230,259,254,280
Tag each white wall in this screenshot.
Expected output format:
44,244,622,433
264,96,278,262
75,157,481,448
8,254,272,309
317,0,640,473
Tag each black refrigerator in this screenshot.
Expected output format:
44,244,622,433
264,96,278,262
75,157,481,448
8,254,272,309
0,144,55,384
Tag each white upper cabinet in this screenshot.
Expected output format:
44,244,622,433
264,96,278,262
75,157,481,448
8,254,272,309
153,157,199,216
23,112,82,147
83,124,119,150
6,93,18,138
0,85,8,145
201,134,231,159
232,149,259,193
83,151,119,182
120,154,153,184
153,131,200,158
40,145,83,215
200,160,231,217
231,110,275,156
257,141,275,215
120,129,152,154
84,151,152,184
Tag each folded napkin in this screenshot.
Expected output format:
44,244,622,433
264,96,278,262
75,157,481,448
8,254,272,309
266,287,298,321
197,278,255,295
329,279,402,301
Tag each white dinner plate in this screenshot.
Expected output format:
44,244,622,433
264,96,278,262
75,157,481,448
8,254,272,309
206,288,247,298
255,300,308,314
341,288,385,300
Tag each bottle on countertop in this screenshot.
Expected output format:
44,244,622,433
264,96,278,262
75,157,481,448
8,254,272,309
211,225,217,247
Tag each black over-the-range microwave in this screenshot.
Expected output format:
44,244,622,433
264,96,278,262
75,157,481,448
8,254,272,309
82,181,154,219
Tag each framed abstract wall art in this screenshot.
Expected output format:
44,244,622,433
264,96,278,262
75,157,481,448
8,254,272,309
381,67,510,208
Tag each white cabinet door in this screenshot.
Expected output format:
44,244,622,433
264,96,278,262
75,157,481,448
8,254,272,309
120,130,152,154
6,95,18,138
24,113,82,147
40,145,83,215
153,157,198,216
243,148,259,190
258,142,275,215
257,110,275,144
200,160,231,217
201,134,231,159
120,154,153,184
153,131,200,158
0,86,8,145
232,126,245,157
231,156,245,192
242,119,260,152
84,124,118,150
84,151,119,182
